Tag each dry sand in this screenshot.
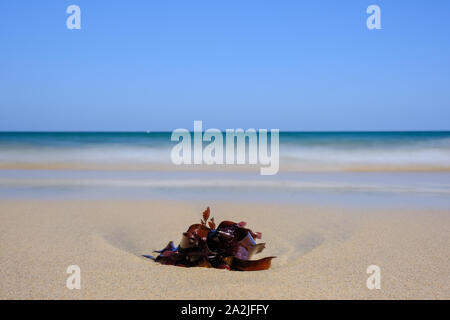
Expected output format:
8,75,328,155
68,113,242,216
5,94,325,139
0,200,449,299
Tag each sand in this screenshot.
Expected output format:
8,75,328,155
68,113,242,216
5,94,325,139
0,200,449,299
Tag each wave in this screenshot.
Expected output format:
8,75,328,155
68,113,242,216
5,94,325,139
1,132,449,172
281,146,450,171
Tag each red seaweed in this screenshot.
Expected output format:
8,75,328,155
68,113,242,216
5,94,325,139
143,207,275,271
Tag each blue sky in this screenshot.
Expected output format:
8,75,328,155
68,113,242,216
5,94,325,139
0,0,449,131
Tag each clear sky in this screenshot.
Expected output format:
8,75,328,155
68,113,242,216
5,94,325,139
0,0,449,131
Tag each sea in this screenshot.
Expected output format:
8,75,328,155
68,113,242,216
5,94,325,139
1,131,449,209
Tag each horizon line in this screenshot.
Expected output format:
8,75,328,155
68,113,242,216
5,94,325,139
1,130,450,134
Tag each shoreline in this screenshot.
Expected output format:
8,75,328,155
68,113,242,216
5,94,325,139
1,162,450,172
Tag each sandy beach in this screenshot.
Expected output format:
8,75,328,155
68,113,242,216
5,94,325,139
1,199,448,299
2,0,450,305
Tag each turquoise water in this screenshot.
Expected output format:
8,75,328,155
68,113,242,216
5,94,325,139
0,132,450,208
1,131,450,169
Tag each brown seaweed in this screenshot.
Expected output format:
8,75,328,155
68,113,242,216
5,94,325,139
143,207,275,271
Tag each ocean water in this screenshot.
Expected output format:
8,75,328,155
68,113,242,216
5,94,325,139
1,131,450,170
1,132,450,208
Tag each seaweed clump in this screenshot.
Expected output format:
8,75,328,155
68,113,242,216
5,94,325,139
143,207,275,271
